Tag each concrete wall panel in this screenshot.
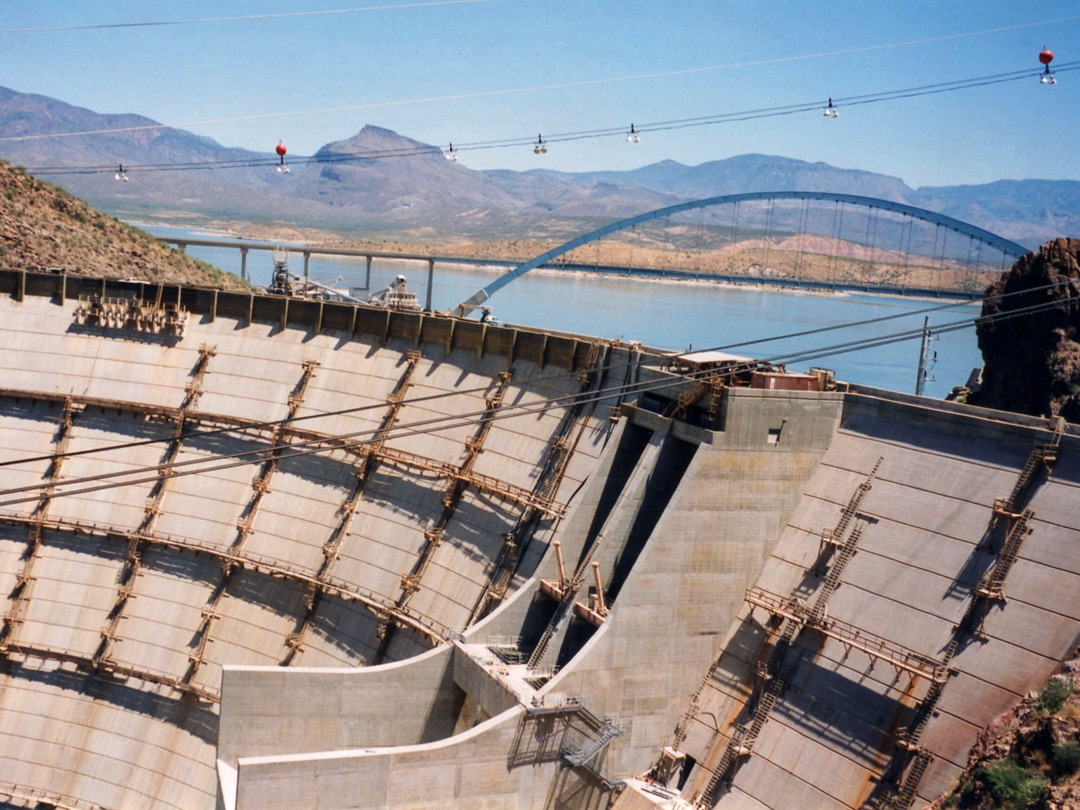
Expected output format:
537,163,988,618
0,668,216,809
20,541,122,655
0,402,56,514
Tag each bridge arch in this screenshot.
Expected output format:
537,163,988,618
454,191,1031,315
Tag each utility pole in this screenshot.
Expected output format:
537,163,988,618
426,259,435,312
915,316,937,397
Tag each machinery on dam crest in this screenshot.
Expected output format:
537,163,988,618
0,268,1076,810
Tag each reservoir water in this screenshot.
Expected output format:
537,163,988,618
146,225,985,400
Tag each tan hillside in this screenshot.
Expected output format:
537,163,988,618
0,160,245,289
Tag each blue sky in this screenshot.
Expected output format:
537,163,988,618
2,0,1078,187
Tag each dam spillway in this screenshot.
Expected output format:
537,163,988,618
0,270,1076,810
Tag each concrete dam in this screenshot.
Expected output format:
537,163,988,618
0,269,1076,810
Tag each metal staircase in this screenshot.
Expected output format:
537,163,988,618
974,509,1034,602
525,696,624,786
811,525,862,623
888,749,933,810
874,423,1066,810
814,458,880,573
563,720,623,766
697,625,797,807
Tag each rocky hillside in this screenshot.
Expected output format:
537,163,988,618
0,160,244,289
970,238,1080,421
934,655,1080,809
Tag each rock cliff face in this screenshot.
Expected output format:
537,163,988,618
0,159,244,288
934,655,1080,810
971,238,1080,421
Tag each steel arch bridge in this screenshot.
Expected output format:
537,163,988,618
453,191,1031,316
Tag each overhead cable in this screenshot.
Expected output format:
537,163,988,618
4,15,1079,143
0,278,1045,473
0,1,502,33
18,61,1080,177
0,293,1068,508
0,276,1062,473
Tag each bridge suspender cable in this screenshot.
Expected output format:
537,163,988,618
452,191,1031,316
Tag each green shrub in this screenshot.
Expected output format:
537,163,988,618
1053,742,1080,777
1038,679,1072,715
945,779,973,807
977,759,1048,809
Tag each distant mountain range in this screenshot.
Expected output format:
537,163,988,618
1,85,1077,247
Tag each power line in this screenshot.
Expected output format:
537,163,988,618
0,1,502,34
4,14,1078,144
20,62,1080,177
0,299,1044,507
0,292,1067,508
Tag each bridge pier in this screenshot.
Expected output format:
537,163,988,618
365,256,372,291
303,252,311,296
240,248,249,283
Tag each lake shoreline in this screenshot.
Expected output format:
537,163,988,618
139,219,978,306
141,222,982,399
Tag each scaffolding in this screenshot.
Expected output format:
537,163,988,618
73,294,188,337
184,359,319,686
1,397,79,652
95,345,216,672
378,369,519,656
0,640,219,703
0,511,450,646
470,343,607,626
745,588,948,683
284,461,365,664
871,425,1065,810
525,695,625,787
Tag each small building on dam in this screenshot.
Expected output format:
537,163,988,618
0,268,1076,810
